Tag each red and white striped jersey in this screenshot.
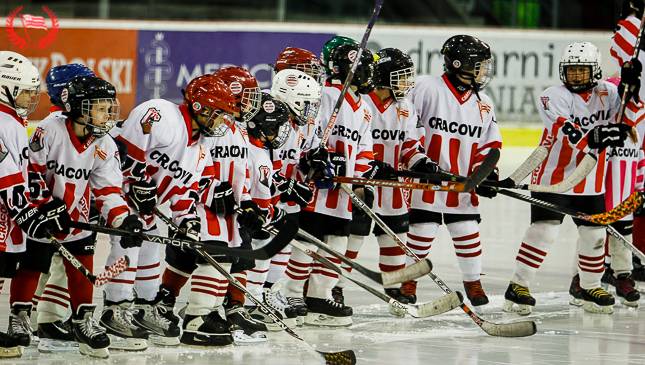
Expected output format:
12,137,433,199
247,137,275,219
271,122,306,214
611,14,645,127
305,84,374,219
605,121,645,220
28,114,131,243
408,74,502,214
0,105,32,253
531,81,621,195
364,92,426,216
198,125,251,247
112,99,208,227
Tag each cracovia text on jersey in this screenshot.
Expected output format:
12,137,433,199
47,160,91,180
209,145,248,159
149,150,194,184
427,117,482,138
569,109,610,127
331,124,362,143
372,129,406,142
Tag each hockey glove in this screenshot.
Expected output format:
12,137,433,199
208,181,236,216
587,124,632,149
128,180,157,215
237,200,266,236
274,175,314,208
365,160,397,180
475,169,499,199
40,198,72,234
619,59,642,103
299,147,329,180
173,217,201,242
410,158,441,183
115,214,144,249
315,153,347,189
15,207,55,240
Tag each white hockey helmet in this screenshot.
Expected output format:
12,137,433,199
559,42,602,92
0,51,40,117
270,69,322,126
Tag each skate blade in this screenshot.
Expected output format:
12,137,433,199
569,297,583,307
179,332,233,347
79,343,109,359
149,334,180,346
304,313,352,327
232,330,268,345
37,339,79,353
107,334,148,351
502,300,533,316
582,301,614,314
620,298,640,308
0,346,22,358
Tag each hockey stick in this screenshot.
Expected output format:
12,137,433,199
155,211,356,365
334,148,500,193
294,228,432,287
48,235,129,287
497,189,644,225
69,221,293,260
340,184,538,337
288,238,461,318
319,0,384,147
506,145,550,183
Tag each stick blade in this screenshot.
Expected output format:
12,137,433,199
463,148,500,192
414,292,462,318
319,349,357,365
381,259,432,287
481,320,537,337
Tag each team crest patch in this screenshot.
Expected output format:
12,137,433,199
229,81,243,95
263,100,275,113
286,74,299,87
347,49,358,63
415,115,423,128
259,165,271,188
139,107,162,134
29,126,46,152
540,96,549,111
94,146,107,160
60,88,69,103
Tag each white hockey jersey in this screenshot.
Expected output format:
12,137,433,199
246,136,276,218
305,83,374,219
409,74,502,214
28,114,131,243
112,99,208,227
198,124,251,247
0,105,32,252
531,81,621,195
271,121,306,214
364,92,426,216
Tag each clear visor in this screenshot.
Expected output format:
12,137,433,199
241,86,262,123
14,85,40,117
291,99,320,126
80,98,120,138
197,106,235,137
473,58,493,89
390,66,416,100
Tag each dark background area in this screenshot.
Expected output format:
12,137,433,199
0,0,625,30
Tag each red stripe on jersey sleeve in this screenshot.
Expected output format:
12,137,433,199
0,172,24,191
446,138,461,207
610,48,628,66
619,18,640,37
614,32,636,58
116,136,146,162
93,186,121,197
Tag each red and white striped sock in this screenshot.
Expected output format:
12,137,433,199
405,222,439,266
577,226,607,289
186,263,231,316
511,221,560,287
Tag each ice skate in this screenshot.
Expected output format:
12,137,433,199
132,299,180,346
8,303,34,347
581,287,615,314
569,274,584,307
100,301,148,351
72,304,110,358
0,331,22,358
503,283,536,315
37,320,78,353
225,305,267,344
399,281,418,304
181,311,233,347
463,280,489,306
614,273,640,307
304,297,353,327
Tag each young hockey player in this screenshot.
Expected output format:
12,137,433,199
297,43,376,326
27,75,144,358
335,48,431,307
0,51,59,358
404,35,501,307
503,41,634,315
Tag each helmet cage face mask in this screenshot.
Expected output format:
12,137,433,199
559,63,597,92
293,63,325,84
241,86,261,123
196,106,235,137
268,121,291,149
79,98,120,138
14,85,40,117
473,58,494,90
291,99,320,126
389,66,416,100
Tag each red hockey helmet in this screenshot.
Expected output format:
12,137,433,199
274,47,324,83
184,74,238,137
212,66,261,123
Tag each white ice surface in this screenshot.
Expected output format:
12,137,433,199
1,146,645,365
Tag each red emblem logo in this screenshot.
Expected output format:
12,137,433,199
6,6,59,50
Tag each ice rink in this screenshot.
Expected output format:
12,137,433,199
1,146,644,365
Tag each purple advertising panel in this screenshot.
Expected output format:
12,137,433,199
136,30,334,104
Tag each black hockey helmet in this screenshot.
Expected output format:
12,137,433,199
246,92,291,149
329,43,375,94
62,76,120,138
441,35,493,90
373,48,416,100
